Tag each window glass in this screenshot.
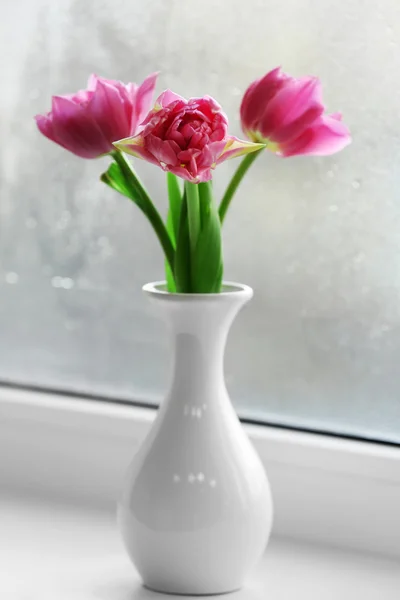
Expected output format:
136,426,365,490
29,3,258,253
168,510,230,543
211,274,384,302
1,0,400,442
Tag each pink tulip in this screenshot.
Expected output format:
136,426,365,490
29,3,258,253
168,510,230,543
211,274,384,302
240,67,351,157
114,91,264,183
35,73,158,159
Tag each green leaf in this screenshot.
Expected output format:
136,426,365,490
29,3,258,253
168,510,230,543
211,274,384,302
191,181,223,293
174,193,191,293
100,162,143,207
101,152,176,277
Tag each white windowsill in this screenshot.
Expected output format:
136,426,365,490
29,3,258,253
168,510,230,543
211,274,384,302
2,494,400,600
1,386,400,599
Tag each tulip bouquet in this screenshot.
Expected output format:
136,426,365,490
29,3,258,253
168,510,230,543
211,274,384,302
36,68,350,293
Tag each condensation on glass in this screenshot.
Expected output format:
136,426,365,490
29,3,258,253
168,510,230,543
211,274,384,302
1,0,400,442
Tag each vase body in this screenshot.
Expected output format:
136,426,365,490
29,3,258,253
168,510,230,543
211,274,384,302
118,282,273,595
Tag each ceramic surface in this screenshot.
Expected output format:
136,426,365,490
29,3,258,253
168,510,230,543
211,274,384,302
118,282,273,595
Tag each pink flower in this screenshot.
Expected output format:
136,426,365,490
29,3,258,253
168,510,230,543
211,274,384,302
114,91,264,182
240,67,351,157
35,73,158,159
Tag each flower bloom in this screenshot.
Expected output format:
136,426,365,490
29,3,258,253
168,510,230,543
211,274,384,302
114,91,264,182
35,73,158,158
240,67,351,157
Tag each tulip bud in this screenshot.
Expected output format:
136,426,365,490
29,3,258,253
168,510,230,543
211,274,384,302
35,73,158,159
240,67,350,157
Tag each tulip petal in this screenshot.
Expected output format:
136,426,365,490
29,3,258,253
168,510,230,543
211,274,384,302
217,136,266,164
146,134,180,166
169,164,212,183
281,114,351,157
168,165,195,181
155,90,185,110
190,95,226,123
261,77,324,142
89,79,130,144
270,105,324,144
198,141,225,167
51,96,111,158
113,135,159,166
66,89,93,104
196,169,213,183
51,95,80,117
122,81,137,133
240,67,286,133
87,74,99,92
35,113,56,142
35,112,79,155
36,73,157,159
134,72,158,126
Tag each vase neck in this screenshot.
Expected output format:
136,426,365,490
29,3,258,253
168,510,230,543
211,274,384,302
144,283,253,402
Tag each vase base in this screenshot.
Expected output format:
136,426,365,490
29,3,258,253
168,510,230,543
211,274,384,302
144,583,241,597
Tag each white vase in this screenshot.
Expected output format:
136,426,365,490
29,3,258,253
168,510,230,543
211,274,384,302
118,281,273,595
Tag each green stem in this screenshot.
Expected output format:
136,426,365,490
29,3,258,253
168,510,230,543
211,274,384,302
184,181,200,255
111,151,175,275
166,172,182,246
218,148,264,224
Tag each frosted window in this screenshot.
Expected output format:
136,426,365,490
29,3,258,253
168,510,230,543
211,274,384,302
1,0,400,442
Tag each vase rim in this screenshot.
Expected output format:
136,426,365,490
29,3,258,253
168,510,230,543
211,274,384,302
142,281,253,301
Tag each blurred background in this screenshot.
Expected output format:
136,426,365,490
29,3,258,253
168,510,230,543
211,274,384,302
1,0,400,442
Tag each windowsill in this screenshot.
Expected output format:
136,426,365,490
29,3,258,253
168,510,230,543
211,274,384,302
2,493,400,600
2,385,400,599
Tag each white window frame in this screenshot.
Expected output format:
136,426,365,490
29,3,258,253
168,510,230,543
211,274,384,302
1,385,400,559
